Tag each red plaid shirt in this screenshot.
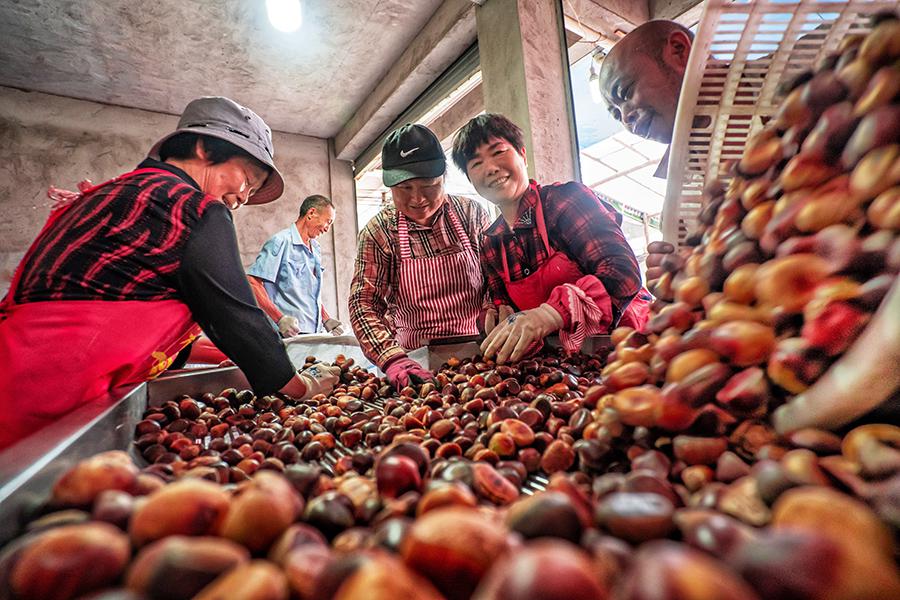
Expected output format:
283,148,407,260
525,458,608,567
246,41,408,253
13,165,217,303
481,180,642,324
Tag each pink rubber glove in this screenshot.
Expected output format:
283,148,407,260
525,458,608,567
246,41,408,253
383,355,433,389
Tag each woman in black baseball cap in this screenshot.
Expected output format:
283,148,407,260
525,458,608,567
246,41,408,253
349,123,494,389
0,96,338,450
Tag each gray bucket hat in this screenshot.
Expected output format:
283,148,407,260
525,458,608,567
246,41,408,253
148,96,285,205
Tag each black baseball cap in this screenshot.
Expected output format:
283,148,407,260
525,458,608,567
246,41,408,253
381,124,447,187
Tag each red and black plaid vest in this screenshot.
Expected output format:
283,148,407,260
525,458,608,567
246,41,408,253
14,168,219,304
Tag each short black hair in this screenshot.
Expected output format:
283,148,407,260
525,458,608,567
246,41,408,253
158,132,269,174
299,194,334,218
451,114,526,175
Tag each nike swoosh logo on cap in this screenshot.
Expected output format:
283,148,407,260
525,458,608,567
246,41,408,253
399,147,419,158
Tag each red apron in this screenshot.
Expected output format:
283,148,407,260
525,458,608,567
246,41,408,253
499,193,651,344
392,200,483,350
0,169,202,449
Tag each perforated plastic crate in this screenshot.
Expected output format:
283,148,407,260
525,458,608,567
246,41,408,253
662,0,899,246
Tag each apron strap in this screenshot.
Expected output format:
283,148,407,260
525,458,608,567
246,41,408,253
445,198,473,253
397,197,471,261
68,167,176,199
501,243,511,283
533,193,553,256
500,193,552,284
397,211,412,260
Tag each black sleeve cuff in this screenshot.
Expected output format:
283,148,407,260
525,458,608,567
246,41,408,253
178,204,296,394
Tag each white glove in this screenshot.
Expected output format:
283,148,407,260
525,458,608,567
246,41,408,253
480,303,563,364
323,318,345,336
278,315,301,337
484,308,497,336
297,363,341,399
483,304,515,336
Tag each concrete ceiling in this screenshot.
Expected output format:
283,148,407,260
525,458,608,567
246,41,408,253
0,0,445,138
0,0,704,145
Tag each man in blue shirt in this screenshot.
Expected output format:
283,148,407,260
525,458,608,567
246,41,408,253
248,194,344,336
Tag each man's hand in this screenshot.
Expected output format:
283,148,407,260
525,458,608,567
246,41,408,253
383,355,433,389
296,363,341,399
480,303,563,364
323,318,345,336
773,278,900,433
646,241,675,284
278,315,301,337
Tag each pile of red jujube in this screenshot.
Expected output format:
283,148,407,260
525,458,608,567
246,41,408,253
2,13,900,600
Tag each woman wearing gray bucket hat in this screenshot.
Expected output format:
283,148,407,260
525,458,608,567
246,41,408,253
0,96,339,450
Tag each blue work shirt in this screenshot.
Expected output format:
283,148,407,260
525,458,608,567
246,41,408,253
248,224,324,333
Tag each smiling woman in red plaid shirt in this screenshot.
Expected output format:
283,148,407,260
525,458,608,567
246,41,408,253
451,114,651,364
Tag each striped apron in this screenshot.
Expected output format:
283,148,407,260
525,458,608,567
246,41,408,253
393,201,483,350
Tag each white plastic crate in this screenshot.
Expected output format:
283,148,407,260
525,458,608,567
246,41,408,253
662,0,899,246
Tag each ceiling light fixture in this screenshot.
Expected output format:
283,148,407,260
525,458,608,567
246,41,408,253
266,0,302,33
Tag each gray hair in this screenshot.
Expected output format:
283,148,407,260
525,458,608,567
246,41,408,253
299,194,334,218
